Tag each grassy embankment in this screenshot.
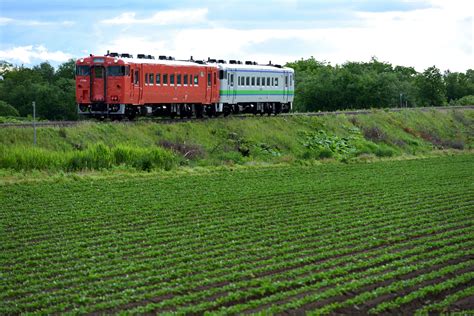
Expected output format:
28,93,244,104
0,108,472,173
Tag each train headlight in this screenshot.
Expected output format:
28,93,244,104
80,58,84,62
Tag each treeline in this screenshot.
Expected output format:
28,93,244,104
0,57,473,120
0,60,77,120
286,57,474,112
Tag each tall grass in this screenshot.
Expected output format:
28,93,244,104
0,143,176,172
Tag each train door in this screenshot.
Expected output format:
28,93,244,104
91,66,106,102
229,72,236,104
205,68,212,103
283,72,290,103
212,70,219,102
131,67,141,104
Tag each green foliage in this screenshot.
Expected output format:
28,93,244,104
415,66,447,106
1,155,473,313
0,100,19,116
299,130,356,160
450,95,474,106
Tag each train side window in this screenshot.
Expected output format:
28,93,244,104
267,77,270,86
219,70,224,80
134,70,139,84
177,74,181,85
170,74,175,85
246,77,250,86
275,77,278,86
163,74,168,85
149,73,154,86
184,74,188,85
256,77,260,86
194,75,199,85
285,75,288,87
207,73,211,87
271,78,274,86
262,77,265,86
251,77,255,86
145,73,148,85
156,73,161,85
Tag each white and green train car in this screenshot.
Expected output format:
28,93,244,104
216,61,294,116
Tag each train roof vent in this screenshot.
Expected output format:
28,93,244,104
245,61,253,65
207,58,217,63
229,60,237,64
147,55,155,59
195,60,206,64
108,52,119,57
121,53,133,58
137,54,146,59
274,64,282,68
237,60,243,64
217,59,226,64
168,56,175,60
253,61,258,65
158,55,167,60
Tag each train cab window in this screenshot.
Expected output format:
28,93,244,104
94,67,104,79
145,73,149,85
246,77,250,86
75,65,90,76
184,74,188,85
207,73,211,87
177,74,181,85
149,74,154,86
251,77,255,86
170,74,175,85
156,73,161,85
267,77,271,86
194,75,199,85
107,66,126,76
134,70,139,84
163,74,168,85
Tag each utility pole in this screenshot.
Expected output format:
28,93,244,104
32,101,36,146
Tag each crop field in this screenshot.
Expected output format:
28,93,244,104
1,155,473,314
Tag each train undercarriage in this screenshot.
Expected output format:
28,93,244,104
78,102,292,120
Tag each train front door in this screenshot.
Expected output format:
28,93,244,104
91,66,105,102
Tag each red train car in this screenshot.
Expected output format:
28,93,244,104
76,53,220,119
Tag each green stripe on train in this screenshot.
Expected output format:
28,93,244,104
219,90,294,95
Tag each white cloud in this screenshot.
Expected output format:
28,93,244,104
0,16,75,27
0,45,73,64
100,8,208,25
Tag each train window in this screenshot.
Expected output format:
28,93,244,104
156,73,161,85
170,74,175,85
76,65,90,76
107,66,126,76
207,73,211,87
177,74,181,85
275,78,278,86
94,67,104,79
219,70,224,80
285,75,288,87
271,78,274,86
256,77,260,86
251,77,255,86
261,77,265,86
134,70,139,84
214,72,217,85
230,74,234,87
246,77,250,86
184,74,188,85
125,66,130,76
163,74,168,85
149,73,154,86
267,77,270,86
290,74,293,85
145,73,149,85
194,75,199,85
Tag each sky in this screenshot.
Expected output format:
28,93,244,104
0,0,472,72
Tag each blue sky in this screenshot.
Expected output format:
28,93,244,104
0,0,472,71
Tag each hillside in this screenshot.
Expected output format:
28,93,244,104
0,108,473,173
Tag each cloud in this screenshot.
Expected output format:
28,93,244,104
0,16,75,26
100,8,208,25
0,45,73,64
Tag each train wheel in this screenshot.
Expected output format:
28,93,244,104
195,105,204,118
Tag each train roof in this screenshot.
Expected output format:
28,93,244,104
216,63,294,73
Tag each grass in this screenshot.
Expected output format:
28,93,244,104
0,108,472,172
1,154,473,314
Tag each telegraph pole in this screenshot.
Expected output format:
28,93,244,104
32,101,36,145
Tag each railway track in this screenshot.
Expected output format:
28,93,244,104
1,105,472,128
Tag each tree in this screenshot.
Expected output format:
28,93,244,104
415,66,446,106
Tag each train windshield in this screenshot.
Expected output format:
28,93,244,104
107,66,129,77
75,65,90,76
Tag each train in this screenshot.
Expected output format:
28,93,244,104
75,52,294,119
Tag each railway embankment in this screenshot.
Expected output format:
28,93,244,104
0,108,472,174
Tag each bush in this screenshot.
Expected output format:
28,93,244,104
0,100,20,117
450,95,474,106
